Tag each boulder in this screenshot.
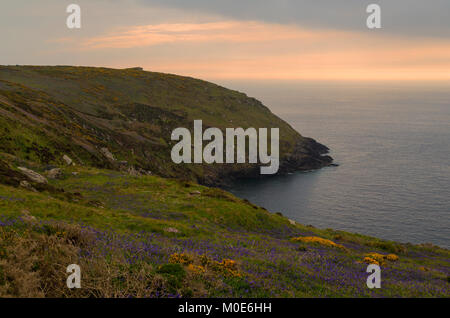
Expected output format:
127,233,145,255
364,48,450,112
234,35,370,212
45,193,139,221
127,166,141,177
63,155,74,166
21,209,36,223
17,167,48,184
100,147,116,161
46,168,62,179
164,227,179,233
19,180,37,192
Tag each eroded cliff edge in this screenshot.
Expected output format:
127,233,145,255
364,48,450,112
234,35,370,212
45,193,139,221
0,65,332,186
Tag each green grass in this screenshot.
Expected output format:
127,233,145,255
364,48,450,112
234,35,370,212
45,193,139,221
0,164,448,297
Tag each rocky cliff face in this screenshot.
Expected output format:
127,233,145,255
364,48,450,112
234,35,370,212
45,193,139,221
0,65,332,186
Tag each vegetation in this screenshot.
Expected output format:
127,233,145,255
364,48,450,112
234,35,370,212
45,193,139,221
0,66,448,297
0,164,448,297
0,65,331,186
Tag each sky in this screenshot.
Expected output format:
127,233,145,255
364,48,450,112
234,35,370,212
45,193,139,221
1,0,450,81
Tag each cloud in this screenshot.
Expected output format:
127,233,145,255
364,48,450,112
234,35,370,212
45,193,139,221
137,0,450,38
81,21,339,49
85,21,450,81
3,0,450,81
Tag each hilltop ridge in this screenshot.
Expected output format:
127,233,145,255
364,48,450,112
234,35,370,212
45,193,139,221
0,65,332,186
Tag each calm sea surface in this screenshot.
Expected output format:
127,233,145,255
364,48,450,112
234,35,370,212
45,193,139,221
219,81,450,248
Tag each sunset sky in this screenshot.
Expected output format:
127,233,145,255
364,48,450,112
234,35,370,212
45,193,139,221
2,0,450,81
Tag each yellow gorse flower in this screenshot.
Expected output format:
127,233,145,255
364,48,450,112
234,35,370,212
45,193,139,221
363,257,380,266
170,253,241,277
363,253,399,266
187,264,205,274
220,259,237,270
291,236,346,249
169,253,193,265
386,254,399,261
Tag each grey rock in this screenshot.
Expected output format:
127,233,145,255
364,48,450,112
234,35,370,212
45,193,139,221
100,147,116,161
21,209,36,222
19,180,37,192
46,168,62,179
127,166,141,177
164,227,179,233
18,167,48,184
63,155,74,166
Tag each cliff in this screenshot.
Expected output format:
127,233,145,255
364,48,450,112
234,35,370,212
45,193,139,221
0,65,332,186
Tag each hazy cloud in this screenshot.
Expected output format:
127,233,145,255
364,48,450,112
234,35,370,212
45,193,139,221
138,0,450,37
81,21,336,49
1,0,449,81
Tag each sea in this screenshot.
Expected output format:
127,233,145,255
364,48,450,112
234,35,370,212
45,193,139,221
219,80,450,248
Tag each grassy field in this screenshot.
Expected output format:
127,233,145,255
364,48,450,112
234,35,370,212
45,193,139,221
0,163,448,297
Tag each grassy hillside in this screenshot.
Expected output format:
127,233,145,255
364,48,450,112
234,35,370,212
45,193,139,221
0,161,448,297
0,66,447,298
0,65,331,186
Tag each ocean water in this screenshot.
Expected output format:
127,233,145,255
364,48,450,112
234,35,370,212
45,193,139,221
220,80,450,248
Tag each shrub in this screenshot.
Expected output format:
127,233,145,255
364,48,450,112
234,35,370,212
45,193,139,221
363,257,380,266
363,253,399,266
156,263,186,291
291,236,346,250
386,254,399,261
169,253,193,265
367,241,407,254
156,263,186,279
187,264,206,275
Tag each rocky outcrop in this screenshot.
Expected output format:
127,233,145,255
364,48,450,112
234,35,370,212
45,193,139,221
278,137,333,173
17,167,48,184
63,155,74,166
100,148,116,162
199,137,333,186
46,168,63,179
20,180,37,192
